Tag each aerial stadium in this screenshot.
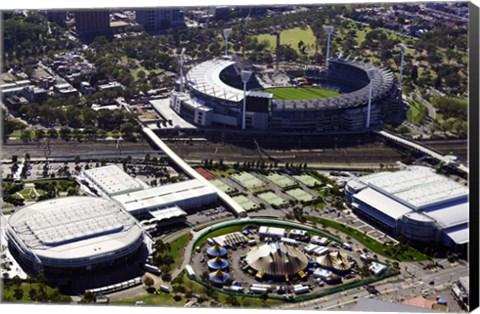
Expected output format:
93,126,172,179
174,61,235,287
5,196,145,275
169,30,403,133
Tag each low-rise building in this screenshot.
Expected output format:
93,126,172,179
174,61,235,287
98,81,124,93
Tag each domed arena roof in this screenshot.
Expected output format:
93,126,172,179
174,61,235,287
6,196,144,268
245,242,308,277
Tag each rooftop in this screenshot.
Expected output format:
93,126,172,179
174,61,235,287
84,165,144,196
112,179,216,213
353,187,412,221
186,59,245,102
7,197,143,262
360,166,468,210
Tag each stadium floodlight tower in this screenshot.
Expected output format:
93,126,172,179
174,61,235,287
223,28,232,57
324,25,334,68
179,47,186,93
241,70,253,130
366,68,375,129
398,43,406,92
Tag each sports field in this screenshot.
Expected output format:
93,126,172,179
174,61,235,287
265,173,297,189
257,191,288,208
262,87,341,100
211,179,236,194
230,172,267,190
293,174,321,188
286,188,314,202
232,195,259,211
256,26,316,55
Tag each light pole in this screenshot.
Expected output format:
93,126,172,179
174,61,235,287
398,43,406,93
223,28,232,57
366,68,375,129
240,70,252,130
179,47,186,93
324,26,334,68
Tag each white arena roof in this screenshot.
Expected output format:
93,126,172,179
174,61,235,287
359,166,468,210
112,179,216,213
353,188,412,221
84,165,144,196
423,202,469,229
7,197,143,266
186,59,245,102
444,228,469,245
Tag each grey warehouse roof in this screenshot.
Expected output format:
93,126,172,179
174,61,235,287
112,179,216,213
84,165,145,196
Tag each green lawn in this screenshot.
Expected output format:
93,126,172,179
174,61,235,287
306,216,429,262
256,26,317,54
263,87,340,100
2,282,70,303
406,99,428,126
167,233,191,271
113,291,184,306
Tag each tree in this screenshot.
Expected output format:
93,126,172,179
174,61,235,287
120,122,135,138
47,128,58,139
259,291,269,306
143,275,155,291
226,295,240,306
396,125,411,135
12,275,22,287
137,70,146,80
21,129,32,142
411,65,418,83
28,287,37,301
14,286,24,300
35,128,45,139
81,291,96,303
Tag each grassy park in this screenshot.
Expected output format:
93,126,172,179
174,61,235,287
406,99,428,126
256,26,317,54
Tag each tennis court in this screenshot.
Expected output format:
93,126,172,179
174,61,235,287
230,172,267,190
211,179,236,194
286,188,314,202
292,174,321,188
232,195,259,211
257,191,288,208
265,173,297,189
